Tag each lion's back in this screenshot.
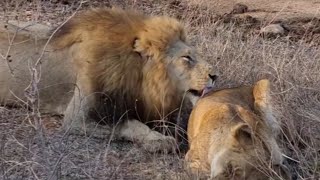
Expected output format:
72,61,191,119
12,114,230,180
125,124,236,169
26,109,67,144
0,23,76,114
51,8,147,50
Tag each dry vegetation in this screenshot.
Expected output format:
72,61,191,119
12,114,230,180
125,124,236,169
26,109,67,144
0,0,319,179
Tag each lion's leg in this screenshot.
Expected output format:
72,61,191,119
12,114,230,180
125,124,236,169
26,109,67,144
63,76,112,138
115,119,176,153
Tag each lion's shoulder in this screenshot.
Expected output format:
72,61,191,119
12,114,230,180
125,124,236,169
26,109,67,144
51,8,147,49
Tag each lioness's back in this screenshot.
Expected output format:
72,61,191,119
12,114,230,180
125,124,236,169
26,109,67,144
187,86,254,142
186,80,290,179
202,86,254,108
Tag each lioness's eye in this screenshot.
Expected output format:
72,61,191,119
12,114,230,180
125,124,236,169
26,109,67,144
182,56,194,63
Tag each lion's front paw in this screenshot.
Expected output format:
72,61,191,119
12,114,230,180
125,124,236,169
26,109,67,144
116,119,177,153
142,134,176,153
64,122,112,139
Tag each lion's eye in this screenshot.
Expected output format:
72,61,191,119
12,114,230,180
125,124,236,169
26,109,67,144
182,56,194,63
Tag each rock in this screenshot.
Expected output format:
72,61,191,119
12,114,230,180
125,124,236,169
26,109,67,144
260,24,285,36
231,3,248,14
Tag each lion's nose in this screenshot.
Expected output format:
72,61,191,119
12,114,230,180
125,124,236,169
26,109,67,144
209,74,218,84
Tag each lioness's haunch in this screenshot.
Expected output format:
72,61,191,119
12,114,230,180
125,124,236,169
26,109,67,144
186,79,292,179
0,8,215,152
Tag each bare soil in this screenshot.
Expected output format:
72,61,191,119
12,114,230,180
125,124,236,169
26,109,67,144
187,0,320,19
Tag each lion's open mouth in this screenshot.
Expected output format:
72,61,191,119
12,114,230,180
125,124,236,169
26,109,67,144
188,74,218,97
188,86,214,97
188,89,204,97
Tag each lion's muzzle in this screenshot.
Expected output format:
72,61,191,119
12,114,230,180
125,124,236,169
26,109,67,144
188,74,218,99
201,74,218,97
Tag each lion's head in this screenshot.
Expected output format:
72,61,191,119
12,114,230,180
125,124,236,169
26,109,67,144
134,19,213,92
129,14,215,120
186,79,291,179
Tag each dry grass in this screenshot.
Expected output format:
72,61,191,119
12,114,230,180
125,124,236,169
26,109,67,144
194,25,320,179
0,0,319,179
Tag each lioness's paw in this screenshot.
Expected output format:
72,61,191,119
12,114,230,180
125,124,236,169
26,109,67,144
142,135,176,153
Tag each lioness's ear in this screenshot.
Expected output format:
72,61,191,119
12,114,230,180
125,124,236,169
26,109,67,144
253,79,270,108
253,79,281,135
232,124,253,146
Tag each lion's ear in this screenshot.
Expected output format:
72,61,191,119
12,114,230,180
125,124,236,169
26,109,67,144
133,38,142,52
133,37,158,60
133,38,148,58
232,124,253,146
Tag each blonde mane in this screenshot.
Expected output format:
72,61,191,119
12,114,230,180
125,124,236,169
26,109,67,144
52,8,186,121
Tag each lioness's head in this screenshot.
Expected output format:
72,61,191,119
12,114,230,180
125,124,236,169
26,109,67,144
186,79,291,180
133,16,215,104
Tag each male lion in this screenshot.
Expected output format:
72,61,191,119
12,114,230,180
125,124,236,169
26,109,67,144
0,8,214,152
186,79,291,179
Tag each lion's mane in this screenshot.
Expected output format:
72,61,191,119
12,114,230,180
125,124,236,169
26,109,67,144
51,8,187,122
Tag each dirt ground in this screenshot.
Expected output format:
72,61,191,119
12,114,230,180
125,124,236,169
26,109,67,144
1,0,320,179
0,108,190,180
188,0,320,20
186,0,320,44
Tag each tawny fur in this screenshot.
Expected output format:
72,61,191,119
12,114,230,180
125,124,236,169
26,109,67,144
0,22,75,114
186,79,291,179
51,8,208,122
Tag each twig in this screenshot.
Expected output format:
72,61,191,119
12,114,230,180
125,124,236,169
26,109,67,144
33,0,86,68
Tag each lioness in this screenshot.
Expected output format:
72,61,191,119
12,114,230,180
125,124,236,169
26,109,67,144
186,79,291,179
0,8,215,152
